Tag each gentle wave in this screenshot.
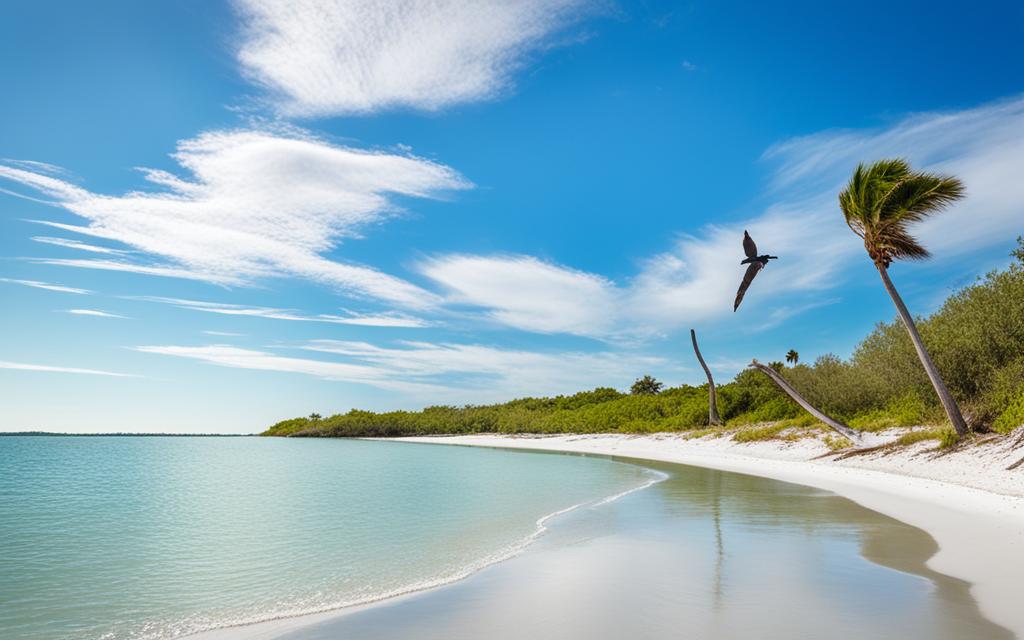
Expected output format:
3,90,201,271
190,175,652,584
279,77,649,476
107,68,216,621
184,465,668,639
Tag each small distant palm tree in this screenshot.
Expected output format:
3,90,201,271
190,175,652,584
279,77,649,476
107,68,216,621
309,413,322,422
631,375,664,395
839,158,968,436
785,350,799,365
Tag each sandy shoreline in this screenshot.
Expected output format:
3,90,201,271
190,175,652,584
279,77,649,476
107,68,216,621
393,432,1024,638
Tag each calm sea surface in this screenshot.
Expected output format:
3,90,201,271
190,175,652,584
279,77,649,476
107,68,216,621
0,436,655,640
0,437,1008,640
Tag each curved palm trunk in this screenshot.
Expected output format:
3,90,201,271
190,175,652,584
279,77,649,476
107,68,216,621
750,359,863,444
691,329,723,426
876,265,968,436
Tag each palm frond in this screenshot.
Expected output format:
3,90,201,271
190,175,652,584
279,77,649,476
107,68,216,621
881,228,931,261
879,173,965,225
838,158,963,266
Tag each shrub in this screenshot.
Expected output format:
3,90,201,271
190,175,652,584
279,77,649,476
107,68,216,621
733,423,788,442
848,393,930,431
993,392,1024,434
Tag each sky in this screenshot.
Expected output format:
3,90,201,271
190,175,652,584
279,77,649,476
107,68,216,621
1,0,1022,433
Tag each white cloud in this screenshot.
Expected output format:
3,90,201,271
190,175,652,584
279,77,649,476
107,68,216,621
136,340,673,401
203,330,246,337
0,277,91,295
0,128,469,308
63,309,129,319
420,254,619,336
134,296,430,328
233,0,590,116
0,361,133,377
32,236,131,255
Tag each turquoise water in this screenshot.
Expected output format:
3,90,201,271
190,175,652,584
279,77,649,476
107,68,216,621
0,436,657,640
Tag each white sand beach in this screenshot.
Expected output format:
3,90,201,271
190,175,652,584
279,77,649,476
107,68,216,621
394,430,1024,638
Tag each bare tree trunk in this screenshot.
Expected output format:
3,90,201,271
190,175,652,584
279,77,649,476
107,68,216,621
690,329,722,425
876,265,968,436
750,359,863,444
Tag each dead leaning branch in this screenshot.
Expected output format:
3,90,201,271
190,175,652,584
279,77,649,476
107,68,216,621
690,329,723,426
749,359,864,445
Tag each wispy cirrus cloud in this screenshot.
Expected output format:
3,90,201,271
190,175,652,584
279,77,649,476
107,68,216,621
136,339,674,401
0,277,91,295
63,309,129,319
0,128,469,309
0,361,133,377
133,296,430,328
233,0,593,116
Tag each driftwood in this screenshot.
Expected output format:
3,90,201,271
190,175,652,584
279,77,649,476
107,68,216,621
690,329,723,426
749,359,863,445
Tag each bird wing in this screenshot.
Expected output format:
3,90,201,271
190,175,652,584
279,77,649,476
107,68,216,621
734,261,763,311
742,230,758,258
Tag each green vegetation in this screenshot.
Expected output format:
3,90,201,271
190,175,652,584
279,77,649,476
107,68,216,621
264,239,1024,440
894,427,959,449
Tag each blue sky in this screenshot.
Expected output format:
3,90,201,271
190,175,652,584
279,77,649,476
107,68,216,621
1,0,1022,433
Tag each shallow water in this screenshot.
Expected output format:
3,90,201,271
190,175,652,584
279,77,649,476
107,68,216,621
0,436,654,640
0,438,1008,640
274,454,1011,640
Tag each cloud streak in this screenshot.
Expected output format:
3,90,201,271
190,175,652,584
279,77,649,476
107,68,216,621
0,361,133,377
63,309,129,319
32,236,131,255
133,296,430,328
0,277,91,295
233,0,591,116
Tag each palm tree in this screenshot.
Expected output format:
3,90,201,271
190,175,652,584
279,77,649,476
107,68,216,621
839,158,968,436
630,375,664,395
785,349,799,365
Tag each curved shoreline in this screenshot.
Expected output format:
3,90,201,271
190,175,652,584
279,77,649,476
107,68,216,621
188,459,667,640
393,433,1024,639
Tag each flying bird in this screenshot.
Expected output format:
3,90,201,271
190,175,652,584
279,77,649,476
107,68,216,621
734,230,777,311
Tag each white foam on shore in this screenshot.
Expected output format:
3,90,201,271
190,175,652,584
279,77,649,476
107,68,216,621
187,463,666,639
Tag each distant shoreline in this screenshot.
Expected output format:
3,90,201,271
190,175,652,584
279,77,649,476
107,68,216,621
0,431,254,437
